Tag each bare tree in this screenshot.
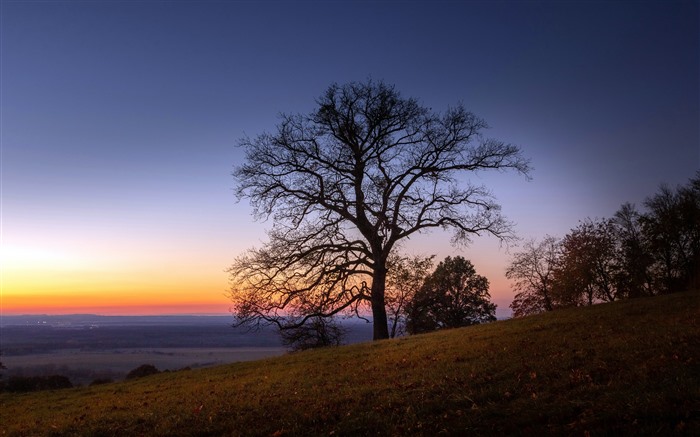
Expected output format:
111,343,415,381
506,236,561,317
279,316,346,351
230,79,530,340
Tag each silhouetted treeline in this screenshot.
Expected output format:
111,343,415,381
0,364,164,392
1,375,73,393
508,172,699,317
2,363,124,388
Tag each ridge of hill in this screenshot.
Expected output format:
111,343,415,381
1,291,698,436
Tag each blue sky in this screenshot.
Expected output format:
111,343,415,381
2,0,698,316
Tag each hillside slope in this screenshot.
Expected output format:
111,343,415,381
1,291,698,436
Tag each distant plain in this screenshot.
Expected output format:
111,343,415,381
0,315,372,385
1,348,286,385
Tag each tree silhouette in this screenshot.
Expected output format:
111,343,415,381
406,256,496,334
279,316,346,351
230,79,529,340
125,364,160,380
641,173,700,293
507,236,561,317
555,218,622,305
385,254,434,338
613,203,654,298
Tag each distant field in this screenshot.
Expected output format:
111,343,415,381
2,347,286,385
0,323,283,355
0,316,372,385
0,316,373,354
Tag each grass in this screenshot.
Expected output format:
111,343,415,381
1,291,698,436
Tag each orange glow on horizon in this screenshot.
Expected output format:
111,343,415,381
2,287,232,315
1,301,231,316
2,240,515,316
1,242,235,315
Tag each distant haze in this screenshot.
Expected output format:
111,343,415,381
0,314,375,384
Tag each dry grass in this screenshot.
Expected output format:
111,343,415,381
1,290,698,436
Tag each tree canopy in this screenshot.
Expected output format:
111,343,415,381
229,79,529,340
406,256,496,334
506,236,560,317
508,172,700,317
385,254,434,338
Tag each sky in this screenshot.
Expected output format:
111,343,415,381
1,0,698,317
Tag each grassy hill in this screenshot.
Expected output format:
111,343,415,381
2,291,698,436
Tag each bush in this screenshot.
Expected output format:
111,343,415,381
279,317,346,351
89,377,114,386
125,364,160,380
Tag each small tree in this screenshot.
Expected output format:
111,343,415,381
406,256,496,334
125,364,160,380
506,236,561,317
613,203,654,297
89,378,114,386
555,218,622,305
279,316,346,351
385,254,434,338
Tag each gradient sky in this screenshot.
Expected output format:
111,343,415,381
1,0,698,317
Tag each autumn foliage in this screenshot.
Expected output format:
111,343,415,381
508,173,700,316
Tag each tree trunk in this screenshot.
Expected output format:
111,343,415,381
542,284,553,312
371,265,390,340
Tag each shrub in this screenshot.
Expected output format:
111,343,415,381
89,377,114,386
125,364,160,380
279,317,346,351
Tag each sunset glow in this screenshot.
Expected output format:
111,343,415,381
1,241,234,315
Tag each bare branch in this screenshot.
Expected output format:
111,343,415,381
231,80,530,340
